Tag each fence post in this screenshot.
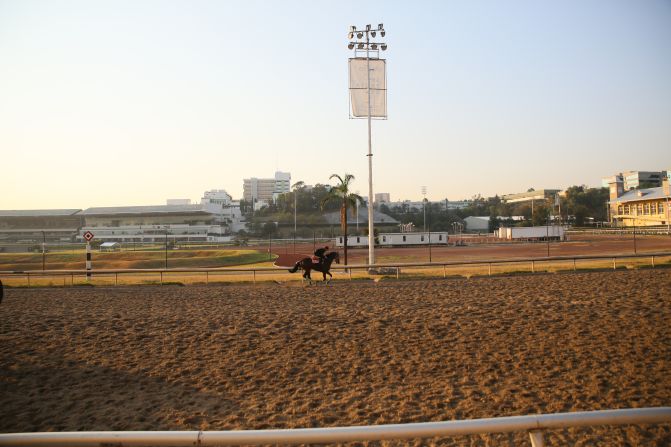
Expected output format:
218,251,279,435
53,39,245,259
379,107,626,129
531,261,535,273
349,269,352,280
160,271,163,285
652,256,655,268
443,265,446,278
206,271,209,284
613,258,616,270
398,267,401,280
115,273,118,286
253,270,256,284
27,274,30,287
529,430,545,447
488,263,491,276
573,258,576,271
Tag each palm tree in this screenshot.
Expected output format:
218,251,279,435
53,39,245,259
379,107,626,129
321,174,365,266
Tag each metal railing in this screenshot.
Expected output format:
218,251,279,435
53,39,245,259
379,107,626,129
1,407,669,446
1,252,670,286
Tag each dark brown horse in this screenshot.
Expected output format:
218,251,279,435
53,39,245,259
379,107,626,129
288,251,340,283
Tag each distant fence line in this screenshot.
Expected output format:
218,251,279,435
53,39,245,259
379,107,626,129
1,252,670,286
0,407,669,446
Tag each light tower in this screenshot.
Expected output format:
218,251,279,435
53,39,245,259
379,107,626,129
347,23,387,266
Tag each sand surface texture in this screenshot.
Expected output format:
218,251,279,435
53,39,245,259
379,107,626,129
1,270,670,446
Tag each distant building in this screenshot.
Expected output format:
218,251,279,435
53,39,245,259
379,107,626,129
502,189,561,204
243,171,291,203
0,209,82,243
374,193,390,204
166,199,191,205
602,171,667,191
608,177,670,227
77,205,221,242
201,190,232,207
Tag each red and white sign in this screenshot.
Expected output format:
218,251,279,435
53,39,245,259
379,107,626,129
83,231,95,242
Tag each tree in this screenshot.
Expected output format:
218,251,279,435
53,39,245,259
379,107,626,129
320,174,365,266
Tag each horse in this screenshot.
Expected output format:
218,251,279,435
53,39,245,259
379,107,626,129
288,251,340,284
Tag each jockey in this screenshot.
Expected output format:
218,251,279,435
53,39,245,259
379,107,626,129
313,245,329,264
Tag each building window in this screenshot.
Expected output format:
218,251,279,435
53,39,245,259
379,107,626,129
403,235,406,242
624,204,630,215
644,203,650,215
382,236,386,242
339,237,343,243
637,204,643,215
421,235,425,242
657,203,664,214
356,237,360,243
439,235,443,241
618,206,623,215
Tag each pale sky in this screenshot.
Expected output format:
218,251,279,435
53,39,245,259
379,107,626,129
1,0,670,209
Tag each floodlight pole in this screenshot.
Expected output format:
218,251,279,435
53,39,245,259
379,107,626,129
348,24,386,267
365,32,375,266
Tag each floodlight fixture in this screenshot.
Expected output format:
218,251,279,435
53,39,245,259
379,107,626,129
357,43,364,49
348,42,354,49
381,43,387,50
357,32,363,39
371,43,378,50
348,32,353,39
380,30,385,37
350,25,356,32
371,30,376,37
378,23,383,30
366,24,371,31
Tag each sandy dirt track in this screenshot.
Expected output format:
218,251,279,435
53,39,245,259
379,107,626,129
1,270,670,446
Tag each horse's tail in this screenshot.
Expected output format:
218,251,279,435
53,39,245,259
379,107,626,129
288,261,302,273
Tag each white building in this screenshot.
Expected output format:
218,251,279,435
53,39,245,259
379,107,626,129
243,171,291,203
200,189,245,234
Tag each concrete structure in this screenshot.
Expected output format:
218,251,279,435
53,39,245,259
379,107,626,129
243,171,291,203
602,170,668,191
502,189,561,204
608,177,670,227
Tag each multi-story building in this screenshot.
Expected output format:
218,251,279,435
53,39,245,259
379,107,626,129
608,177,670,227
374,193,390,204
243,171,291,203
601,170,667,190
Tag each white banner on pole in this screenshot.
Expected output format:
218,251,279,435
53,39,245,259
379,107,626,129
349,58,387,118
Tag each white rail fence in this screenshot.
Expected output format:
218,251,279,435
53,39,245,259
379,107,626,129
1,251,670,286
1,407,669,446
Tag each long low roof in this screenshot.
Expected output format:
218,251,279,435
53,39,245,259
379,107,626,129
0,209,81,217
611,187,668,204
79,205,210,216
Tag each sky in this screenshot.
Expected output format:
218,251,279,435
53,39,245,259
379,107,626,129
1,0,670,209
